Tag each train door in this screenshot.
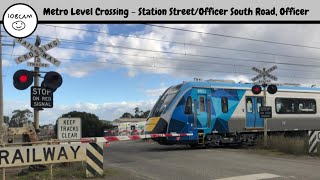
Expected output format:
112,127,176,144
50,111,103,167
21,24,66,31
246,96,264,128
193,89,211,129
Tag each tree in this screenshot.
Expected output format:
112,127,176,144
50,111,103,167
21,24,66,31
120,108,150,119
100,120,114,130
3,116,9,124
120,112,133,118
134,107,143,118
56,111,109,137
141,110,150,118
9,109,33,127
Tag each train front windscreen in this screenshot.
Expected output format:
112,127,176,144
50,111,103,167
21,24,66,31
150,84,182,117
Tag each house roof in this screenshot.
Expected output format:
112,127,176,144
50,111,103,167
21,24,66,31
113,118,146,123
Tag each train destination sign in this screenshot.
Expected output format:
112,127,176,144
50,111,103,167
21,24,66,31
0,144,86,168
31,86,53,108
259,106,272,118
58,117,82,140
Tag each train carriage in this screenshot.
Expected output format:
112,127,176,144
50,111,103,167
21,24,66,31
145,79,320,146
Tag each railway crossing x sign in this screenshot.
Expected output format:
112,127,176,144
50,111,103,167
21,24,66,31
14,38,61,67
251,66,278,82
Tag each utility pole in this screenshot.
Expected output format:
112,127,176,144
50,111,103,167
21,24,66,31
0,26,15,143
0,27,3,126
0,25,14,145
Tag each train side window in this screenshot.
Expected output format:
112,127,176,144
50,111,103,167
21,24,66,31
276,98,295,113
296,99,316,114
199,96,206,112
246,98,253,113
275,98,316,114
257,98,263,112
221,97,228,113
185,96,192,114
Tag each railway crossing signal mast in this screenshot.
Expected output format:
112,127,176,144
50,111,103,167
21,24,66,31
251,66,278,146
13,36,62,131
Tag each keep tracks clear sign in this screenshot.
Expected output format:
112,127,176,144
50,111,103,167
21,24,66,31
58,117,82,141
0,144,86,168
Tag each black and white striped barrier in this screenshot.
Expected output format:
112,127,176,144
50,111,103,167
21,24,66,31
309,131,320,153
86,142,104,177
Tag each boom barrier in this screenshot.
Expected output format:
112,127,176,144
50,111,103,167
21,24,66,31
80,133,194,143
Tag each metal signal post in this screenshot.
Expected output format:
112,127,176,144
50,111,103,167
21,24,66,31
262,69,268,146
34,36,41,131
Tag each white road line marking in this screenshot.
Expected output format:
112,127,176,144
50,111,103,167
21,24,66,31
214,173,282,180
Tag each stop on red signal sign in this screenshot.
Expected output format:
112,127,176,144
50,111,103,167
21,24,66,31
31,86,53,108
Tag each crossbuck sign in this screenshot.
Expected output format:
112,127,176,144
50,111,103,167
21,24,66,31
251,66,278,82
14,38,61,67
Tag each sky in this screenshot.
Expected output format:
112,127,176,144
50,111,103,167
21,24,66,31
2,24,320,124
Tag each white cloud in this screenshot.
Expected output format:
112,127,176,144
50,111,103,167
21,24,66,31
10,24,320,84
34,24,88,40
145,87,167,97
2,59,12,67
3,100,30,117
4,99,157,125
224,75,251,83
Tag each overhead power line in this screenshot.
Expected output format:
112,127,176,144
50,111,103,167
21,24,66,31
3,27,320,67
35,24,320,60
2,25,320,81
3,35,320,75
3,50,319,80
58,46,320,70
3,35,320,74
146,24,320,50
33,25,320,61
3,34,320,70
43,35,320,63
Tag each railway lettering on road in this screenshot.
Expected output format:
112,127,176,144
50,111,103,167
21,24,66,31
0,144,86,168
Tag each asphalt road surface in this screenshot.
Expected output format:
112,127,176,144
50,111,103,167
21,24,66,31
104,141,320,180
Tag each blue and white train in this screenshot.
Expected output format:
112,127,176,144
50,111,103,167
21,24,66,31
145,79,320,146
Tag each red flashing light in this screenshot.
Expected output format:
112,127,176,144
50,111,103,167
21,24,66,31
251,85,262,95
13,69,33,90
267,84,278,94
19,74,28,83
41,71,63,92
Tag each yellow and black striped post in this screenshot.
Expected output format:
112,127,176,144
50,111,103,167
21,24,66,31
86,142,104,177
309,131,320,153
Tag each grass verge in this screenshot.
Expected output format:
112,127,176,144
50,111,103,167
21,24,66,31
254,134,320,156
6,162,87,180
4,163,134,180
